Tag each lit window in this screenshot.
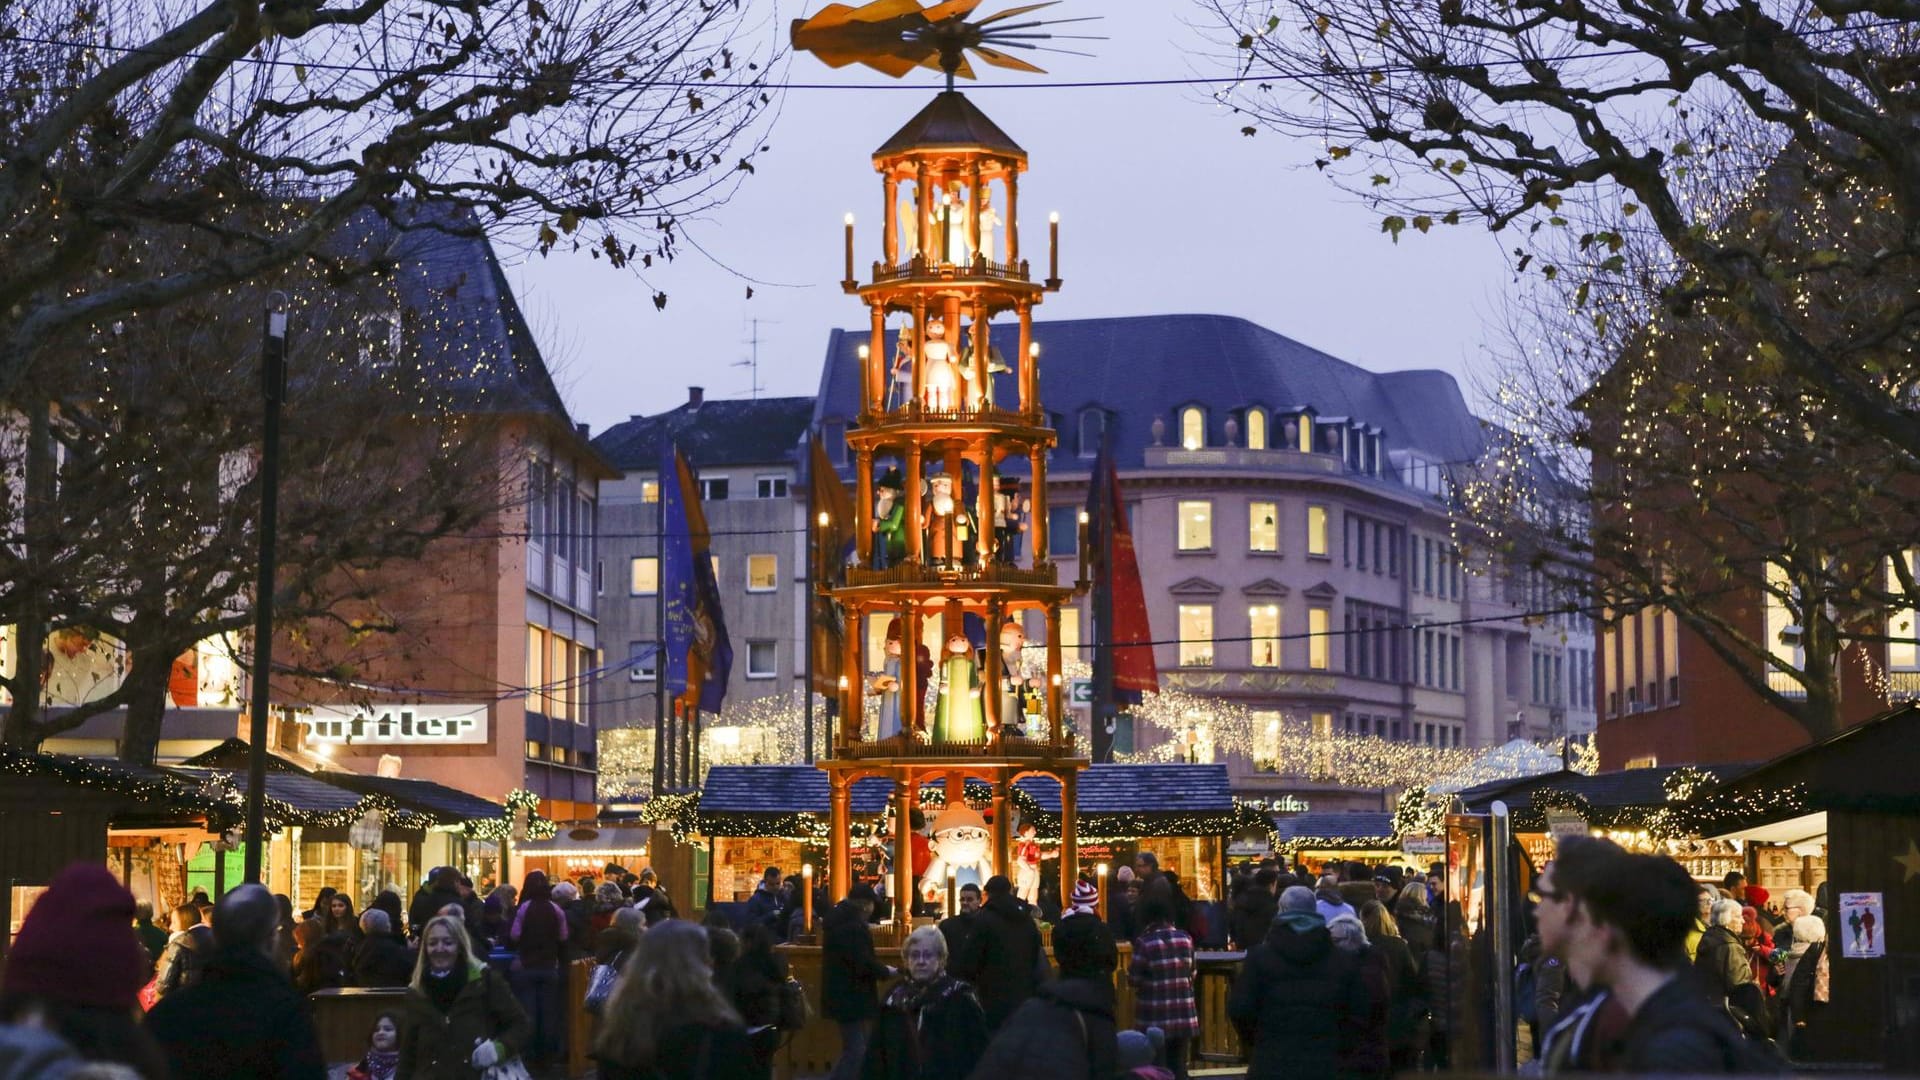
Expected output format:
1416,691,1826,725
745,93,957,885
1178,605,1214,667
629,641,657,682
710,554,721,587
526,740,542,759
1177,500,1213,551
747,640,777,679
1308,607,1330,670
1307,505,1329,557
747,554,778,592
1890,552,1919,670
551,745,570,765
700,477,729,501
526,626,548,715
1764,561,1804,682
757,476,789,499
1298,413,1314,453
630,557,658,595
1180,406,1205,450
1248,501,1278,553
1249,605,1281,668
1059,607,1082,657
1245,410,1267,450
641,479,659,504
1310,711,1332,738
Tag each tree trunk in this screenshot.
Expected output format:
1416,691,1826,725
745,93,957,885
2,402,54,750
119,639,180,767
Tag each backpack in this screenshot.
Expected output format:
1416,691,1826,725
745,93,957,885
777,975,814,1031
1515,962,1538,1025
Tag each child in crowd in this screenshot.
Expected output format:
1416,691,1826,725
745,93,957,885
347,1011,401,1080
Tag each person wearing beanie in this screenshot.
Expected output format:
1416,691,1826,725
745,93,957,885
968,910,1119,1080
146,883,326,1080
1229,885,1370,1079
1067,879,1100,917
1117,1028,1174,1080
952,875,1048,1031
0,863,170,1079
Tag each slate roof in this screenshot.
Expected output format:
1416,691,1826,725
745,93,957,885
874,91,1027,159
594,396,817,471
1275,811,1396,843
317,771,504,825
170,766,365,820
700,765,896,815
812,314,1488,479
1456,764,1756,814
1012,764,1232,815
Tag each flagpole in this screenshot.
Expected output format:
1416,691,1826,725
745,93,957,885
1090,439,1117,764
654,445,668,798
806,433,817,764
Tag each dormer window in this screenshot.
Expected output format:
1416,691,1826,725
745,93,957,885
1180,406,1205,450
1245,408,1268,450
1297,412,1314,453
1078,408,1107,459
359,310,402,370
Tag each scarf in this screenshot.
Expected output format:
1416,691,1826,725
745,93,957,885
424,963,469,1013
357,1048,399,1080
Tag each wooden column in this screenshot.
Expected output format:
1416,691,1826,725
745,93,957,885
977,440,996,570
1031,448,1050,561
894,776,916,926
830,773,852,903
1006,167,1020,265
884,173,899,267
900,602,921,740
1016,304,1034,417
968,160,983,267
868,306,887,415
844,601,864,743
855,447,874,566
983,598,1003,737
905,443,924,563
944,295,965,412
1059,769,1080,898
972,300,990,410
910,299,929,410
1046,603,1064,748
916,163,932,263
991,773,1011,879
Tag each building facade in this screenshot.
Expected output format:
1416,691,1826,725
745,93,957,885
811,313,1594,802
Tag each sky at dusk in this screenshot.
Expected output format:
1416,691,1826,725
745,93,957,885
501,3,1521,435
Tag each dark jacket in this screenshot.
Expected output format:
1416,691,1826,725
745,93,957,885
1369,933,1424,1049
1229,888,1278,951
1611,974,1783,1074
862,973,990,1080
939,912,979,968
966,976,1118,1080
824,899,893,1022
146,943,327,1080
134,918,170,974
596,1020,761,1080
397,963,532,1080
508,898,567,971
1348,945,1391,1077
595,924,639,968
1227,917,1370,1079
1694,925,1755,999
744,884,783,932
1106,894,1138,944
294,931,355,993
951,893,1046,1030
726,943,789,1030
353,933,416,988
409,885,465,938
156,924,215,998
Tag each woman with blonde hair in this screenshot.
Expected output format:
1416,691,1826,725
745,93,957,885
396,914,529,1079
1361,900,1426,1071
594,919,760,1080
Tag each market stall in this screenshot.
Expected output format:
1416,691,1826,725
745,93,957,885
513,823,653,886
1013,763,1241,908
1274,810,1404,873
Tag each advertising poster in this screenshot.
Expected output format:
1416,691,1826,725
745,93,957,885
1840,892,1886,958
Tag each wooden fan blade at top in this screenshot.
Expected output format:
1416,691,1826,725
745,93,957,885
971,45,1047,73
975,1,1058,26
916,51,977,79
863,51,925,78
921,0,986,22
839,0,931,22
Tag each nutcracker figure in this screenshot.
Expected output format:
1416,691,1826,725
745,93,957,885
922,471,972,569
871,468,907,569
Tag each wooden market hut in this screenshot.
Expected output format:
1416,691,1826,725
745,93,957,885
1273,810,1403,872
1011,763,1239,908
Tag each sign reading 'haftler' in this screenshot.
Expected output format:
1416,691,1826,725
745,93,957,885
297,705,489,746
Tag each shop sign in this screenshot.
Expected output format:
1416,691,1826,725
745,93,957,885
1402,835,1446,857
1545,810,1588,846
296,704,489,745
1840,892,1885,958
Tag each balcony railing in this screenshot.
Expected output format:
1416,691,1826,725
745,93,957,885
834,733,1071,760
869,255,1032,284
1766,669,1808,699
842,562,1060,589
1144,445,1345,476
1888,670,1920,700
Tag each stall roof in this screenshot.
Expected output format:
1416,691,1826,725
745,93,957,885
699,763,1234,820
1276,811,1396,844
514,824,652,857
700,766,898,815
0,748,242,824
317,771,504,825
1457,764,1757,818
1687,702,1920,833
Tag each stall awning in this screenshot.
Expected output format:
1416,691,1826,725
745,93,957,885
513,825,652,857
1707,811,1827,848
317,771,504,827
1276,811,1397,848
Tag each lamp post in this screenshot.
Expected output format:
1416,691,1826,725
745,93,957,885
244,294,290,884
802,863,815,935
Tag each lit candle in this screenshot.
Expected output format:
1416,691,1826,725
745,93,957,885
1077,508,1090,574
1097,862,1109,919
844,213,856,283
1048,211,1059,281
802,863,814,934
947,869,958,918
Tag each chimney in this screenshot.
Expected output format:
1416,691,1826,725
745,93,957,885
575,422,590,438
688,386,705,408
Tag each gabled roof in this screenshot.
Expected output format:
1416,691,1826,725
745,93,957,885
812,315,1489,477
594,396,816,471
700,766,897,815
1013,764,1233,815
1456,764,1757,815
0,748,243,825
318,771,505,825
1275,811,1396,844
874,91,1025,159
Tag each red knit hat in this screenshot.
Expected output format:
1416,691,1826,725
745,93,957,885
3,863,149,1009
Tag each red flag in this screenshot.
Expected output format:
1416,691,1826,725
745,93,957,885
1088,445,1158,700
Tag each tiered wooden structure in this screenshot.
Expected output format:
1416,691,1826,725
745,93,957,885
821,87,1087,925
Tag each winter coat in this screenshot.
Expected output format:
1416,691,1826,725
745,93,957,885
134,918,170,974
353,933,416,988
862,973,990,1080
745,885,783,932
1368,933,1424,1049
726,945,788,1030
396,963,532,1080
0,1022,82,1080
596,1020,761,1080
508,899,568,971
1228,889,1278,952
409,886,465,939
823,899,893,1022
1694,923,1769,1035
1227,917,1370,1079
295,931,355,992
1393,898,1436,959
1781,940,1827,1044
155,924,214,999
146,944,327,1080
951,894,1046,1031
1613,975,1783,1074
966,977,1118,1080
939,912,979,968
595,925,638,969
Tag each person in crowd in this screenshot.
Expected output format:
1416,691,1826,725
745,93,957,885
1721,871,1746,903
307,886,338,922
147,883,327,1079
1329,914,1389,1079
598,905,646,969
726,923,789,1075
590,881,626,938
1133,851,1160,886
353,909,415,988
1744,885,1780,935
370,890,410,948
1228,885,1370,1079
410,868,466,940
865,925,989,1080
273,893,301,971
744,866,784,933
1779,914,1828,1060
506,870,569,1067
1229,868,1279,952
704,914,742,999
1393,880,1435,959
1776,889,1815,954
633,867,677,925
347,1011,401,1080
968,905,1120,1080
824,883,896,1080
952,875,1047,1032
940,882,983,962
396,913,530,1080
1695,897,1766,1038
1315,875,1357,926
478,892,510,951
1563,850,1770,1071
1741,904,1784,998
594,920,759,1080
1109,867,1140,942
1687,883,1720,962
131,899,169,975
1118,1028,1172,1080
1360,900,1425,1071
0,863,171,1079
323,892,364,944
1128,888,1198,1080
292,918,340,992
156,899,216,999
550,880,591,960
1160,870,1195,936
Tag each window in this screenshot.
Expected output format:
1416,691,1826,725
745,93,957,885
1048,506,1079,558
1245,409,1267,450
1891,552,1920,669
1451,634,1461,690
630,557,658,595
1248,501,1278,553
747,554,778,592
551,745,570,765
710,554,721,588
1306,505,1329,557
526,626,548,715
700,477,729,501
641,479,659,503
549,632,573,722
747,641,778,679
1764,561,1805,683
1177,500,1213,551
1059,606,1082,657
1249,605,1281,668
629,641,658,681
1308,607,1330,670
359,311,402,369
756,476,789,499
1178,605,1214,667
527,740,543,759
1180,406,1205,450
1079,409,1106,459
529,463,549,543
